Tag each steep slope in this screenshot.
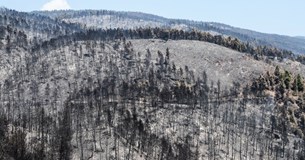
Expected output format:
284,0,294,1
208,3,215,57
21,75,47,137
1,33,305,159
0,25,28,82
203,22,305,55
295,36,305,40
0,8,82,41
35,9,305,54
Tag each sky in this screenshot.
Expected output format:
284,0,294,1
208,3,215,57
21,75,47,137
1,0,304,37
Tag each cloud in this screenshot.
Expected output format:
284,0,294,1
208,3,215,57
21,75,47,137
41,0,71,11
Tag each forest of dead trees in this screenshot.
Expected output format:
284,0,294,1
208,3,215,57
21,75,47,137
1,11,305,159
0,32,305,159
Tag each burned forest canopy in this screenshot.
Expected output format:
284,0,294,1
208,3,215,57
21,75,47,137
32,27,305,64
0,8,305,160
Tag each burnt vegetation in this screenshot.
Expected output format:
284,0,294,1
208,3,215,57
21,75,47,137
0,8,305,160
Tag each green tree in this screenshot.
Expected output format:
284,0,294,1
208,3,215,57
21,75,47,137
296,74,304,92
284,70,292,90
274,66,281,77
274,66,281,84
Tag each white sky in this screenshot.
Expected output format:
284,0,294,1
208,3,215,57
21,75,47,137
41,0,71,11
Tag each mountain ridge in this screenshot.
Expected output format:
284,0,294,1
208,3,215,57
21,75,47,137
33,9,305,54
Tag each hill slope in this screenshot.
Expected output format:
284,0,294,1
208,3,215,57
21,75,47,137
131,39,305,87
0,8,82,41
35,9,305,54
0,8,305,160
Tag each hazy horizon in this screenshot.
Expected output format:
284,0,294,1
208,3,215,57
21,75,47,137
1,0,304,37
